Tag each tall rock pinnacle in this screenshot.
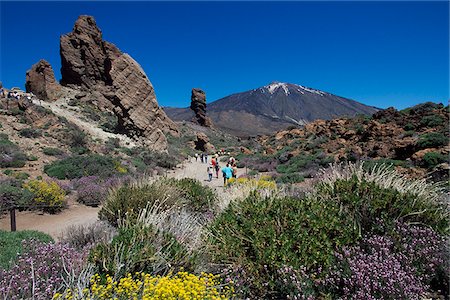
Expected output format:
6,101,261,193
58,15,178,150
190,88,213,127
25,59,62,101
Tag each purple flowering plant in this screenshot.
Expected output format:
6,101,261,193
0,240,88,300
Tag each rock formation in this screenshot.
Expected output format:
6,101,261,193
57,15,178,150
194,132,215,153
190,88,213,127
25,60,62,101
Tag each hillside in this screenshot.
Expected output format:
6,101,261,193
236,102,449,183
165,82,379,136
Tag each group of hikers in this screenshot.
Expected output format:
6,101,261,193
194,152,238,186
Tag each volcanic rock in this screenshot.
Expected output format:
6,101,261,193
59,15,178,150
194,132,215,153
190,88,213,127
25,59,62,101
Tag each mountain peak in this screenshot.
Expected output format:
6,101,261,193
262,82,290,95
259,82,327,97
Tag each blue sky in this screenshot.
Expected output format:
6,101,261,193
0,1,448,109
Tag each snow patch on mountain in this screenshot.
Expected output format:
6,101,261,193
297,85,326,96
264,82,290,95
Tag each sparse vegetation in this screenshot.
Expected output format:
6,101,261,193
18,127,42,138
0,133,27,168
44,154,125,180
422,152,447,169
42,147,64,156
417,132,448,149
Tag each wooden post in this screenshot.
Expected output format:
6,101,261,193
10,207,16,231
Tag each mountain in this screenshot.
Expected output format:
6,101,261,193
164,82,379,136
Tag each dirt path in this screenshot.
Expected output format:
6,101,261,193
0,157,237,240
32,97,136,147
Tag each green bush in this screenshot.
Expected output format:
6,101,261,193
276,154,315,174
18,128,42,138
89,223,193,278
275,173,304,184
316,175,448,234
420,115,444,127
42,147,64,156
170,178,217,213
362,159,411,171
0,133,27,168
44,154,122,179
99,177,217,227
124,147,179,172
99,179,184,227
0,230,53,269
0,179,35,212
208,193,357,297
417,132,448,149
403,123,415,131
422,152,447,169
13,172,30,181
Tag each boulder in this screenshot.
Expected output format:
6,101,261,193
58,15,178,150
25,59,62,101
194,132,215,152
190,88,213,127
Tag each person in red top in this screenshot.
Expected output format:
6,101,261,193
211,157,216,167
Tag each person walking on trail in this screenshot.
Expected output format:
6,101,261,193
211,157,216,168
205,153,208,164
195,153,199,161
232,163,238,178
221,163,233,186
215,162,220,178
207,164,214,182
200,153,204,163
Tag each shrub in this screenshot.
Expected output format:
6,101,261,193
23,180,66,213
420,115,444,127
132,148,179,170
403,123,415,131
170,178,217,213
99,178,184,227
55,272,232,300
42,147,64,156
27,155,38,161
44,154,123,179
0,230,53,269
326,234,427,299
89,222,193,278
422,152,447,169
12,172,30,180
73,175,131,206
275,172,304,184
394,221,447,287
207,193,357,297
417,132,448,149
317,163,449,234
0,179,35,212
59,222,117,250
0,133,27,168
0,240,87,299
18,127,41,138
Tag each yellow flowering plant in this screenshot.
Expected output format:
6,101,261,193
23,179,66,213
53,271,234,300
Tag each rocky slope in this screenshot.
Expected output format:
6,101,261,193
238,102,449,182
26,15,177,151
165,82,379,136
